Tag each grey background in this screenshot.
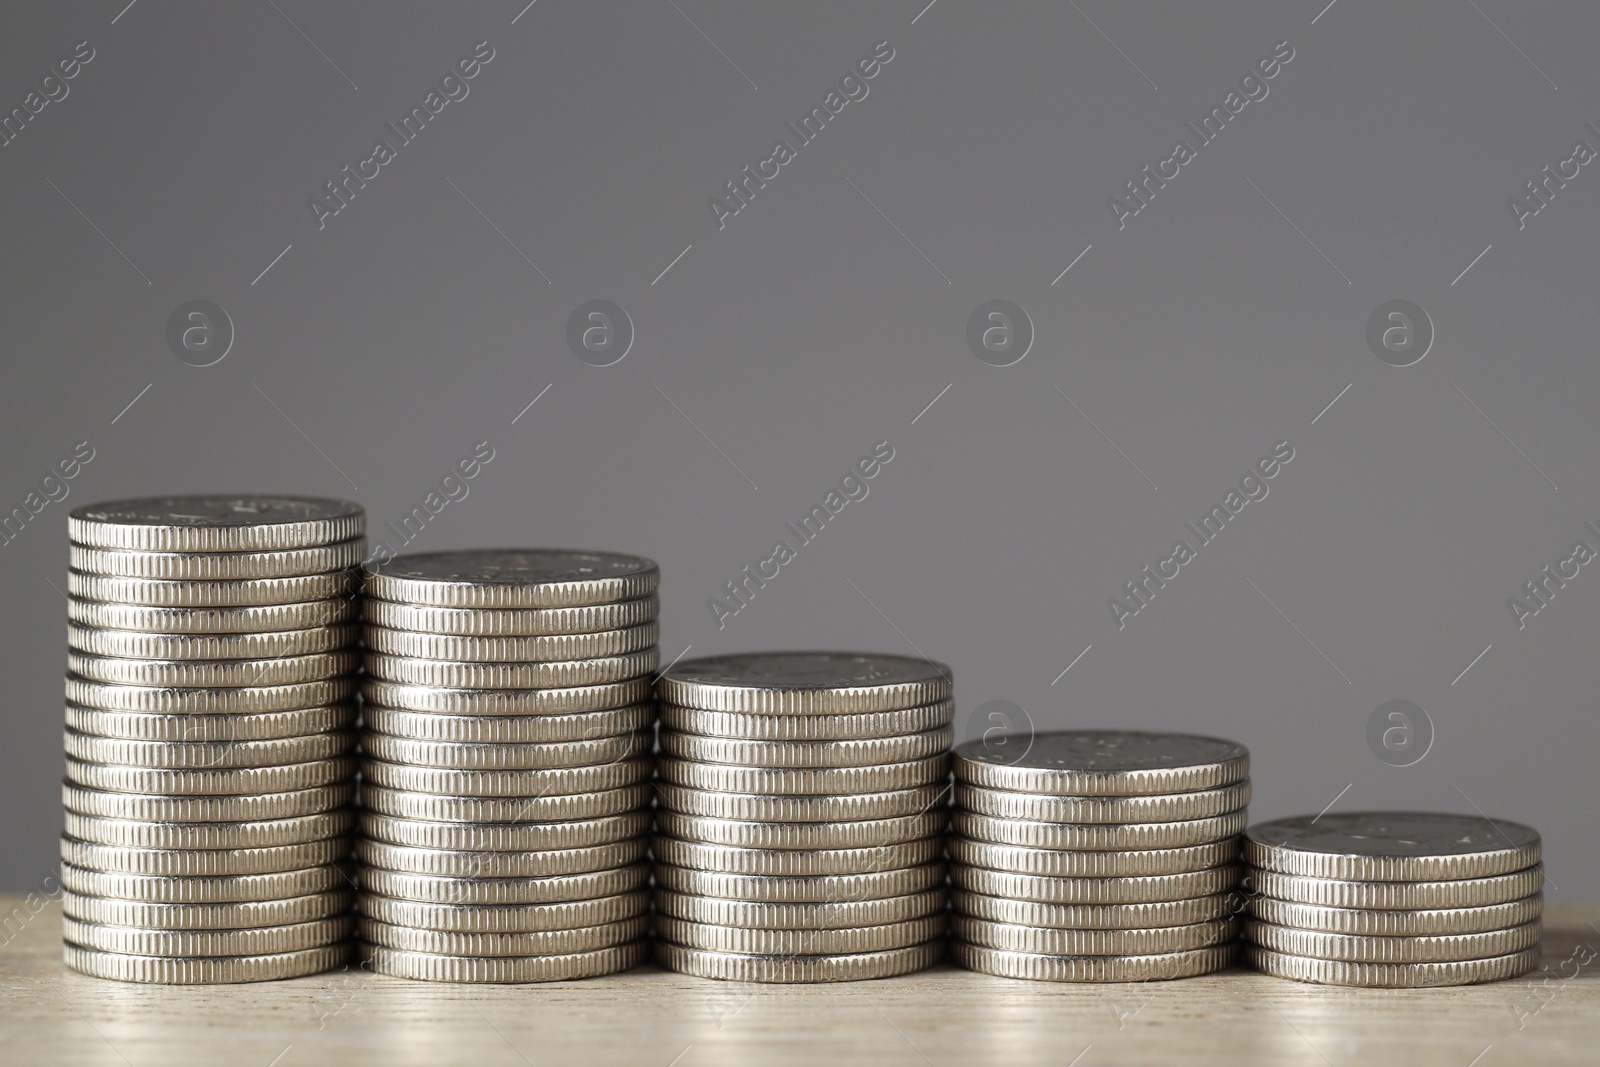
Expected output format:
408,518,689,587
2,1,1595,898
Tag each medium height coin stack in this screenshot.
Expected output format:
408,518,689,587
950,731,1248,982
653,652,953,983
61,496,364,983
1243,811,1544,986
356,549,659,982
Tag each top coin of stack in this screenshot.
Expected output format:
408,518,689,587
653,652,954,984
61,495,364,984
1243,811,1543,987
949,730,1249,983
356,549,660,983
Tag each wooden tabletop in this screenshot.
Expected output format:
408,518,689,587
2,896,1595,1066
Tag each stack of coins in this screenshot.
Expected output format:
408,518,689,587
61,495,364,983
1243,811,1543,987
653,652,953,983
356,549,659,983
949,730,1248,982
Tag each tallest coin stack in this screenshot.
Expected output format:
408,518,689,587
356,549,660,983
61,496,365,984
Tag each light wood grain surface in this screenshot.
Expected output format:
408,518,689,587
1,896,1595,1066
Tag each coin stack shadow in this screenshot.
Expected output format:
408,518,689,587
949,730,1250,982
60,495,365,983
652,652,954,983
355,549,660,982
1243,811,1544,987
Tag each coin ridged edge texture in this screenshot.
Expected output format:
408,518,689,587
361,811,650,852
660,728,953,769
65,675,358,714
1247,866,1544,909
69,540,365,579
1243,813,1542,881
63,782,355,823
69,497,363,552
1248,894,1544,936
952,942,1237,982
356,838,647,878
653,888,947,930
955,781,1250,824
63,809,354,849
949,837,1239,877
364,622,658,663
64,728,356,769
363,550,658,609
58,861,354,903
359,756,651,798
654,782,946,823
951,864,1241,905
655,940,942,983
1245,918,1543,963
62,941,351,983
363,704,651,744
954,915,1239,955
656,811,946,851
360,783,651,824
657,755,948,795
67,597,360,634
62,888,353,930
357,890,650,933
951,888,1240,930
64,702,357,742
653,861,945,903
62,914,353,957
66,755,357,796
953,810,1247,851
360,730,650,771
660,701,955,741
360,915,650,957
653,836,943,877
360,941,647,982
1245,944,1541,987
364,649,658,690
658,659,951,714
357,863,649,905
67,622,360,661
66,650,359,688
362,596,658,637
360,677,654,716
953,732,1248,797
657,914,948,955
68,569,359,608
61,835,350,877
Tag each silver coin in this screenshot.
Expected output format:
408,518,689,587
63,809,353,849
1245,944,1541,987
657,914,947,955
63,941,351,983
655,811,946,851
358,862,649,905
360,941,647,983
955,915,1238,955
652,861,945,903
61,887,352,930
59,861,355,903
356,837,646,877
69,540,364,580
659,652,951,714
360,756,651,798
660,728,952,769
364,549,659,609
66,755,356,796
364,650,657,690
63,728,355,769
1246,866,1543,909
360,730,650,771
364,622,658,663
361,704,651,744
1245,918,1542,964
653,888,947,931
360,783,650,824
655,941,942,983
660,700,955,740
67,649,357,688
357,890,649,933
653,836,943,877
359,915,649,957
953,942,1237,983
953,888,1239,930
61,835,349,877
1249,894,1544,937
360,811,650,852
70,496,364,552
654,782,947,823
63,914,352,957
67,622,360,661
953,811,1247,851
68,596,360,634
360,677,652,716
954,730,1248,797
955,781,1250,824
952,864,1241,905
1244,812,1542,881
65,675,357,714
64,702,357,742
949,838,1238,877
63,781,354,823
656,755,948,796
363,595,658,637
68,569,359,607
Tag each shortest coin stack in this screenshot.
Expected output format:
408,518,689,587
949,730,1249,982
61,495,365,984
653,652,954,983
1243,811,1544,987
356,549,660,983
